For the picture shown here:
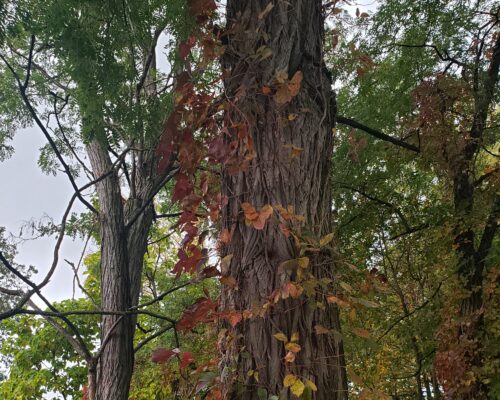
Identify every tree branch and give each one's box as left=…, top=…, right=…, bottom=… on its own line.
left=337, top=184, right=412, bottom=231
left=378, top=282, right=442, bottom=342
left=336, top=116, right=420, bottom=153
left=0, top=49, right=98, bottom=214
left=134, top=323, right=175, bottom=353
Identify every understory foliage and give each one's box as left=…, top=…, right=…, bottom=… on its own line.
left=0, top=0, right=498, bottom=400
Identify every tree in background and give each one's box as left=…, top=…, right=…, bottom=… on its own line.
left=330, top=1, right=499, bottom=398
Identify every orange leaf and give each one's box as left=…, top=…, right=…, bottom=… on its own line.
left=274, top=84, right=292, bottom=104
left=288, top=71, right=303, bottom=97
left=352, top=328, right=370, bottom=338
left=227, top=312, right=242, bottom=327
left=262, top=85, right=272, bottom=95
left=220, top=275, right=238, bottom=288
left=241, top=202, right=259, bottom=221
left=219, top=228, right=232, bottom=244
left=284, top=350, right=296, bottom=363
left=327, top=295, right=351, bottom=308
left=288, top=282, right=304, bottom=298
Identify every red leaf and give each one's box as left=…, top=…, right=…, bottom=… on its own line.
left=156, top=112, right=180, bottom=174
left=151, top=348, right=178, bottom=364
left=172, top=173, right=194, bottom=203
left=177, top=298, right=217, bottom=331
left=199, top=266, right=220, bottom=279
left=180, top=352, right=195, bottom=369
left=188, top=0, right=216, bottom=18
left=179, top=36, right=196, bottom=60
left=208, top=137, right=226, bottom=162
left=82, top=385, right=88, bottom=400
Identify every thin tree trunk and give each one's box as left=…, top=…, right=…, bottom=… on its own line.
left=220, top=1, right=347, bottom=399
left=432, top=368, right=442, bottom=399
left=86, top=140, right=154, bottom=400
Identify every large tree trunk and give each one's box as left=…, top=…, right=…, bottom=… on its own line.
left=219, top=1, right=347, bottom=399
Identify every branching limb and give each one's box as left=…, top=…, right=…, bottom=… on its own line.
left=395, top=43, right=466, bottom=68
left=377, top=282, right=443, bottom=342
left=336, top=115, right=420, bottom=153
left=134, top=323, right=175, bottom=353
left=337, top=184, right=412, bottom=231
left=0, top=46, right=98, bottom=214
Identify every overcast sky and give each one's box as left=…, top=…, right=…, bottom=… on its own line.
left=0, top=128, right=88, bottom=303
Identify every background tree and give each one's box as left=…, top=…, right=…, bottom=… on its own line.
left=329, top=1, right=499, bottom=398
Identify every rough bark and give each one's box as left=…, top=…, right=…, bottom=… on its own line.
left=85, top=139, right=156, bottom=400
left=219, top=1, right=347, bottom=399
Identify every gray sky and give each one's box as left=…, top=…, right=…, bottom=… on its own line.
left=0, top=127, right=88, bottom=303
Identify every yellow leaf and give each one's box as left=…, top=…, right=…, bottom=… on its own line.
left=275, top=69, right=288, bottom=84
left=339, top=281, right=354, bottom=293
left=283, top=374, right=297, bottom=387
left=319, top=233, right=334, bottom=247
left=305, top=379, right=317, bottom=391
left=274, top=332, right=288, bottom=342
left=285, top=342, right=301, bottom=353
left=279, top=259, right=297, bottom=272
left=254, top=372, right=260, bottom=382
left=291, top=379, right=305, bottom=397
left=297, top=257, right=309, bottom=269
left=290, top=332, right=299, bottom=342
left=221, top=254, right=233, bottom=269
left=288, top=113, right=298, bottom=121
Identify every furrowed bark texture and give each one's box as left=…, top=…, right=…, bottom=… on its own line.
left=220, top=1, right=347, bottom=399
left=86, top=140, right=154, bottom=400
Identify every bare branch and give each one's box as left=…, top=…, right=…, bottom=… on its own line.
left=337, top=184, right=412, bottom=231
left=377, top=282, right=442, bottom=342
left=336, top=116, right=420, bottom=153
left=136, top=27, right=163, bottom=97
left=395, top=43, right=466, bottom=68
left=22, top=35, right=35, bottom=90
left=134, top=323, right=175, bottom=353
left=131, top=280, right=192, bottom=311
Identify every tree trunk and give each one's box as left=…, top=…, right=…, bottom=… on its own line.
left=219, top=1, right=347, bottom=399
left=86, top=140, right=154, bottom=400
